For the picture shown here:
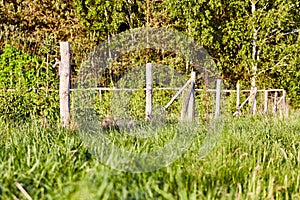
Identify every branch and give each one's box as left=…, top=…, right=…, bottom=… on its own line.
left=257, top=54, right=291, bottom=76
left=257, top=67, right=273, bottom=75
left=256, top=2, right=269, bottom=22
left=274, top=54, right=291, bottom=67
left=263, top=29, right=280, bottom=41
left=264, top=29, right=299, bottom=41
left=282, top=29, right=300, bottom=36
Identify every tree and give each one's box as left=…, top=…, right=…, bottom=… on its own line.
left=245, top=0, right=300, bottom=108
left=73, top=0, right=147, bottom=42
left=161, top=0, right=300, bottom=107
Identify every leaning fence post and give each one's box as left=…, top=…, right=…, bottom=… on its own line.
left=59, top=42, right=71, bottom=127
left=215, top=79, right=222, bottom=118
left=145, top=63, right=152, bottom=121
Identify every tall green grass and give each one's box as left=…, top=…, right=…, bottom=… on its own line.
left=0, top=114, right=300, bottom=199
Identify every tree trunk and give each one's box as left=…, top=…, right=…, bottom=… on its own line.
left=250, top=0, right=259, bottom=113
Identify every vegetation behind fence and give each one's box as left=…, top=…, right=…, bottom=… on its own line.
left=0, top=0, right=299, bottom=122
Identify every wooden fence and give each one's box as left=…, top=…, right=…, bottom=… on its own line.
left=58, top=42, right=288, bottom=127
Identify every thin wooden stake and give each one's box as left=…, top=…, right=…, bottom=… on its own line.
left=145, top=63, right=152, bottom=120
left=236, top=83, right=240, bottom=116
left=181, top=72, right=195, bottom=121
left=273, top=91, right=278, bottom=114
left=181, top=83, right=192, bottom=121
left=215, top=79, right=222, bottom=119
left=187, top=72, right=196, bottom=121
left=264, top=90, right=268, bottom=114
left=250, top=87, right=257, bottom=115
left=204, top=71, right=210, bottom=124
left=59, top=42, right=71, bottom=127
left=283, top=90, right=288, bottom=117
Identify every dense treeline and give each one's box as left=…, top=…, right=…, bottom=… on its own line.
left=0, top=0, right=300, bottom=121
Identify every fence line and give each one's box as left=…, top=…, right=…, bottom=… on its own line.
left=1, top=88, right=284, bottom=93
left=57, top=42, right=288, bottom=127
left=69, top=88, right=285, bottom=93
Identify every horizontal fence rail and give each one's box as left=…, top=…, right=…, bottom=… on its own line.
left=69, top=88, right=285, bottom=93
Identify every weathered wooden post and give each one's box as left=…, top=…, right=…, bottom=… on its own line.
left=187, top=72, right=196, bottom=121
left=250, top=87, right=257, bottom=115
left=59, top=42, right=71, bottom=127
left=181, top=72, right=196, bottom=121
left=273, top=91, right=278, bottom=114
left=204, top=71, right=210, bottom=123
left=283, top=90, right=288, bottom=117
left=215, top=79, right=222, bottom=118
left=180, top=85, right=188, bottom=121
left=264, top=90, right=268, bottom=114
left=236, top=83, right=240, bottom=116
left=145, top=63, right=152, bottom=120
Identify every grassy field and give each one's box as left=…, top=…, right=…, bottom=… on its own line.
left=0, top=114, right=300, bottom=199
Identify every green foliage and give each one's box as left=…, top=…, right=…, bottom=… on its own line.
left=1, top=0, right=300, bottom=121
left=128, top=89, right=146, bottom=120
left=161, top=0, right=300, bottom=107
left=0, top=0, right=93, bottom=69
left=73, top=0, right=146, bottom=41
left=0, top=44, right=59, bottom=122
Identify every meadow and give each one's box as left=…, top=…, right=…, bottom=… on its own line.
left=0, top=113, right=300, bottom=200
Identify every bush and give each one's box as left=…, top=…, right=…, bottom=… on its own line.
left=0, top=44, right=59, bottom=123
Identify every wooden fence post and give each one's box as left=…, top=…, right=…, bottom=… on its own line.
left=204, top=71, right=210, bottom=124
left=236, top=83, right=240, bottom=116
left=215, top=79, right=222, bottom=118
left=181, top=72, right=196, bottom=121
left=59, top=42, right=71, bottom=127
left=250, top=87, right=257, bottom=115
left=264, top=90, right=268, bottom=114
left=187, top=72, right=196, bottom=121
left=273, top=91, right=278, bottom=114
left=145, top=63, right=152, bottom=120
left=283, top=90, right=288, bottom=117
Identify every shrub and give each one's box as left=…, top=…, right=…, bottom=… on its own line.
left=0, top=44, right=59, bottom=123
